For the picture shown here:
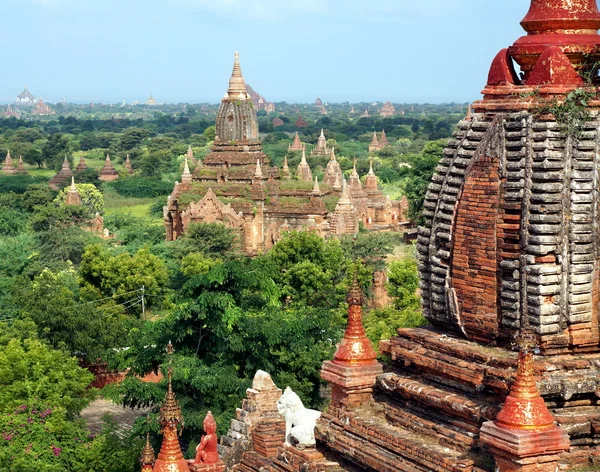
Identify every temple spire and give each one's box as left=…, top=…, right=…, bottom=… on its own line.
left=153, top=342, right=188, bottom=472
left=139, top=433, right=155, bottom=471
left=227, top=51, right=248, bottom=97
left=312, top=176, right=320, bottom=195
left=181, top=158, right=192, bottom=185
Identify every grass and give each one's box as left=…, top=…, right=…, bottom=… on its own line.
left=102, top=185, right=163, bottom=222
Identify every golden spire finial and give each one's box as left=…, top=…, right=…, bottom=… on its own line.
left=159, top=342, right=183, bottom=432
left=140, top=432, right=155, bottom=467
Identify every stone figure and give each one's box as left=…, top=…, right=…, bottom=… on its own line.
left=276, top=387, right=321, bottom=448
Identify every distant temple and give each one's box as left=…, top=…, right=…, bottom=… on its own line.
left=272, top=117, right=284, bottom=127
left=314, top=97, right=323, bottom=107
left=368, top=130, right=390, bottom=152
left=288, top=132, right=303, bottom=152
left=379, top=100, right=396, bottom=117
left=16, top=87, right=35, bottom=105
left=163, top=52, right=406, bottom=255
left=98, top=154, right=119, bottom=181
left=49, top=157, right=73, bottom=190
left=31, top=98, right=55, bottom=116
left=146, top=94, right=157, bottom=106
left=2, top=151, right=17, bottom=175
left=2, top=105, right=21, bottom=118
left=310, top=129, right=329, bottom=156
left=360, top=108, right=370, bottom=118
left=295, top=115, right=308, bottom=128
left=246, top=84, right=275, bottom=113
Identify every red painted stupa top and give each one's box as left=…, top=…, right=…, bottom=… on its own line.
left=332, top=279, right=379, bottom=366
left=494, top=328, right=556, bottom=431
left=476, top=0, right=600, bottom=111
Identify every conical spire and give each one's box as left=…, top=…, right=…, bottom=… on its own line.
left=465, top=104, right=472, bottom=121
left=312, top=176, right=320, bottom=195
left=16, top=155, right=26, bottom=174
left=153, top=342, right=188, bottom=472
left=124, top=154, right=134, bottom=174
left=181, top=158, right=192, bottom=185
left=370, top=131, right=379, bottom=146
left=333, top=170, right=342, bottom=191
left=139, top=433, right=155, bottom=470
left=331, top=277, right=378, bottom=365
left=368, top=157, right=375, bottom=176
left=300, top=146, right=308, bottom=166
left=76, top=156, right=87, bottom=172
left=2, top=150, right=16, bottom=174
left=379, top=129, right=389, bottom=146
left=62, top=155, right=70, bottom=170
left=330, top=147, right=336, bottom=161
left=227, top=51, right=248, bottom=97
left=70, top=176, right=76, bottom=191
left=494, top=328, right=556, bottom=431
left=338, top=178, right=352, bottom=205
left=320, top=128, right=325, bottom=138
left=187, top=145, right=194, bottom=159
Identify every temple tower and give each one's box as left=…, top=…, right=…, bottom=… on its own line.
left=49, top=156, right=73, bottom=190
left=418, top=0, right=600, bottom=353
left=204, top=52, right=267, bottom=168
left=65, top=177, right=82, bottom=206
left=323, top=148, right=343, bottom=187
left=152, top=343, right=190, bottom=472
left=75, top=156, right=88, bottom=172
left=98, top=154, right=119, bottom=181
left=15, top=155, right=26, bottom=174
left=296, top=146, right=312, bottom=182
left=310, top=129, right=329, bottom=156
left=2, top=151, right=16, bottom=175
left=288, top=132, right=303, bottom=152
left=124, top=154, right=134, bottom=174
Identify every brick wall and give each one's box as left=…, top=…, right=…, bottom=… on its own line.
left=451, top=155, right=500, bottom=341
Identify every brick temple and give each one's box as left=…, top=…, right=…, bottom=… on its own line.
left=174, top=2, right=600, bottom=471
left=163, top=52, right=407, bottom=255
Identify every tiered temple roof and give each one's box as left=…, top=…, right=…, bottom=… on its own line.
left=49, top=157, right=73, bottom=190
left=288, top=132, right=303, bottom=152
left=164, top=52, right=408, bottom=256
left=98, top=154, right=119, bottom=181
left=31, top=98, right=55, bottom=115
left=75, top=156, right=88, bottom=172
left=15, top=155, right=26, bottom=174
left=124, top=154, right=134, bottom=174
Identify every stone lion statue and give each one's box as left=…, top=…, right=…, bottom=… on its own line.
left=276, top=387, right=321, bottom=448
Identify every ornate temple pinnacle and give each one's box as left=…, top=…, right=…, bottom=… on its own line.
left=140, top=432, right=155, bottom=466
left=159, top=343, right=184, bottom=432
left=228, top=51, right=248, bottom=97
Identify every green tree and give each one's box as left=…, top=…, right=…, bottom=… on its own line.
left=180, top=222, right=238, bottom=257
left=42, top=133, right=71, bottom=170
left=54, top=183, right=104, bottom=216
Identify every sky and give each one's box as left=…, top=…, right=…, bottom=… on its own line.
left=0, top=0, right=531, bottom=104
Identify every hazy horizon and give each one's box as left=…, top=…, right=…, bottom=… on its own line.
left=1, top=0, right=530, bottom=104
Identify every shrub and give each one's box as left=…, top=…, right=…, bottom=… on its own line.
left=0, top=175, right=48, bottom=194
left=108, top=178, right=174, bottom=198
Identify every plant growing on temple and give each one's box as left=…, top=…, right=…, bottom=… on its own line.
left=54, top=183, right=104, bottom=215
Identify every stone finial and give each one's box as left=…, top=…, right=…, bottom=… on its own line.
left=227, top=51, right=248, bottom=97
left=187, top=144, right=194, bottom=159
left=61, top=155, right=71, bottom=170
left=181, top=158, right=192, bottom=185
left=16, top=155, right=26, bottom=174
left=277, top=387, right=321, bottom=448
left=311, top=176, right=320, bottom=195
left=379, top=129, right=389, bottom=146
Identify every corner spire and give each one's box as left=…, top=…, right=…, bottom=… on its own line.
left=254, top=158, right=263, bottom=178
left=312, top=176, right=320, bottom=195
left=139, top=433, right=155, bottom=471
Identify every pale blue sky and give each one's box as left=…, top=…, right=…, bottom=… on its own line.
left=1, top=0, right=532, bottom=104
